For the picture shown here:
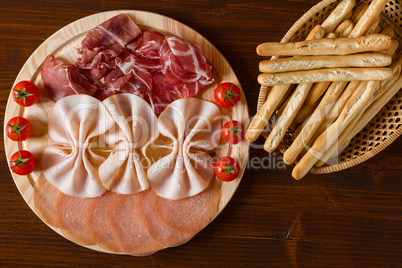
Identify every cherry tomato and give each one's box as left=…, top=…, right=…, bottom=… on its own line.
left=214, top=82, right=240, bottom=108
left=222, top=120, right=245, bottom=144
left=214, top=156, right=240, bottom=182
left=6, top=116, right=32, bottom=142
left=12, top=80, right=40, bottom=107
left=9, top=150, right=37, bottom=176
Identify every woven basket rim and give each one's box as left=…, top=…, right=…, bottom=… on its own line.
left=256, top=0, right=402, bottom=175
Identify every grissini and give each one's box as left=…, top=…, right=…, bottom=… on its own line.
left=321, top=0, right=356, bottom=33
left=315, top=55, right=402, bottom=167
left=264, top=82, right=313, bottom=152
left=380, top=39, right=399, bottom=58
left=256, top=34, right=391, bottom=56
left=380, top=27, right=394, bottom=39
left=348, top=0, right=389, bottom=38
left=350, top=3, right=368, bottom=24
left=259, top=53, right=392, bottom=73
left=334, top=20, right=354, bottom=38
left=366, top=16, right=381, bottom=35
left=326, top=33, right=337, bottom=38
left=294, top=99, right=320, bottom=124
left=302, top=18, right=354, bottom=106
left=305, top=81, right=331, bottom=105
left=258, top=67, right=393, bottom=86
left=246, top=25, right=325, bottom=143
left=292, top=80, right=379, bottom=180
left=283, top=81, right=348, bottom=165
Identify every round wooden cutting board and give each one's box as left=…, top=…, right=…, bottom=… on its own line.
left=3, top=10, right=249, bottom=254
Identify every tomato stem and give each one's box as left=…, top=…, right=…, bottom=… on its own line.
left=13, top=87, right=33, bottom=106
left=7, top=118, right=27, bottom=138
left=220, top=84, right=239, bottom=104
left=10, top=151, right=30, bottom=168
left=226, top=123, right=243, bottom=140
left=221, top=162, right=236, bottom=177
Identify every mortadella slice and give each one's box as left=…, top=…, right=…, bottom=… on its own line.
left=154, top=179, right=221, bottom=234
left=137, top=190, right=193, bottom=248
left=34, top=175, right=61, bottom=228
left=55, top=193, right=96, bottom=246
left=108, top=192, right=162, bottom=255
left=87, top=191, right=122, bottom=253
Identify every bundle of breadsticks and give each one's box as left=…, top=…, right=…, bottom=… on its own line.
left=246, top=0, right=402, bottom=180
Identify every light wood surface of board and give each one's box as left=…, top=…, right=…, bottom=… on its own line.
left=3, top=10, right=249, bottom=254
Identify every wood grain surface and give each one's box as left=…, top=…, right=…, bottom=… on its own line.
left=1, top=0, right=402, bottom=266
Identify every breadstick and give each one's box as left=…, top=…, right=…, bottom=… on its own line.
left=258, top=67, right=393, bottom=86
left=246, top=25, right=325, bottom=142
left=366, top=16, right=381, bottom=35
left=380, top=27, right=394, bottom=39
left=305, top=81, right=331, bottom=105
left=284, top=81, right=348, bottom=165
left=294, top=98, right=320, bottom=124
left=343, top=10, right=353, bottom=21
left=315, top=55, right=402, bottom=166
left=350, top=3, right=369, bottom=24
left=321, top=0, right=356, bottom=33
left=260, top=53, right=392, bottom=74
left=292, top=80, right=379, bottom=179
left=264, top=82, right=313, bottom=152
left=256, top=34, right=391, bottom=56
left=380, top=40, right=399, bottom=58
left=334, top=20, right=354, bottom=38
left=326, top=33, right=337, bottom=38
left=348, top=0, right=389, bottom=38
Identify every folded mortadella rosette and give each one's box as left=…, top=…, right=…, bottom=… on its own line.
left=42, top=95, right=115, bottom=198
left=147, top=98, right=221, bottom=200
left=99, top=93, right=159, bottom=194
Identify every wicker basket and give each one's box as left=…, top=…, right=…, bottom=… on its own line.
left=256, top=0, right=402, bottom=174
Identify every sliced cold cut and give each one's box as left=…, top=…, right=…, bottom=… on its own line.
left=87, top=191, right=122, bottom=252
left=34, top=175, right=61, bottom=228
left=137, top=190, right=193, bottom=248
left=154, top=179, right=221, bottom=234
left=55, top=193, right=96, bottom=246
left=108, top=192, right=162, bottom=255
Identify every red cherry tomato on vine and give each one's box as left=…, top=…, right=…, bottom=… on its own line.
left=214, top=82, right=240, bottom=108
left=214, top=156, right=240, bottom=182
left=12, top=80, right=40, bottom=107
left=6, top=116, right=32, bottom=142
left=9, top=150, right=37, bottom=175
left=222, top=120, right=244, bottom=144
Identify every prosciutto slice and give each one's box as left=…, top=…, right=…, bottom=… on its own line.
left=77, top=13, right=141, bottom=66
left=99, top=94, right=159, bottom=194
left=147, top=98, right=221, bottom=200
left=42, top=14, right=214, bottom=116
left=42, top=95, right=114, bottom=198
left=41, top=55, right=98, bottom=101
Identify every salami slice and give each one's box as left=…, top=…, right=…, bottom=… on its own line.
left=55, top=194, right=96, bottom=246
left=154, top=180, right=221, bottom=234
left=87, top=191, right=122, bottom=252
left=34, top=175, right=61, bottom=228
left=137, top=190, right=193, bottom=248
left=108, top=193, right=162, bottom=255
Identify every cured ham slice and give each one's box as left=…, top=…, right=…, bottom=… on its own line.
left=42, top=95, right=114, bottom=198
left=77, top=13, right=141, bottom=66
left=99, top=94, right=159, bottom=194
left=55, top=193, right=96, bottom=246
left=147, top=98, right=221, bottom=200
left=137, top=190, right=193, bottom=247
left=154, top=179, right=220, bottom=233
left=108, top=192, right=162, bottom=255
left=129, top=30, right=165, bottom=60
left=34, top=175, right=61, bottom=228
left=41, top=55, right=98, bottom=101
left=87, top=191, right=122, bottom=252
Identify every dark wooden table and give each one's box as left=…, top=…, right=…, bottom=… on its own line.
left=1, top=0, right=402, bottom=266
